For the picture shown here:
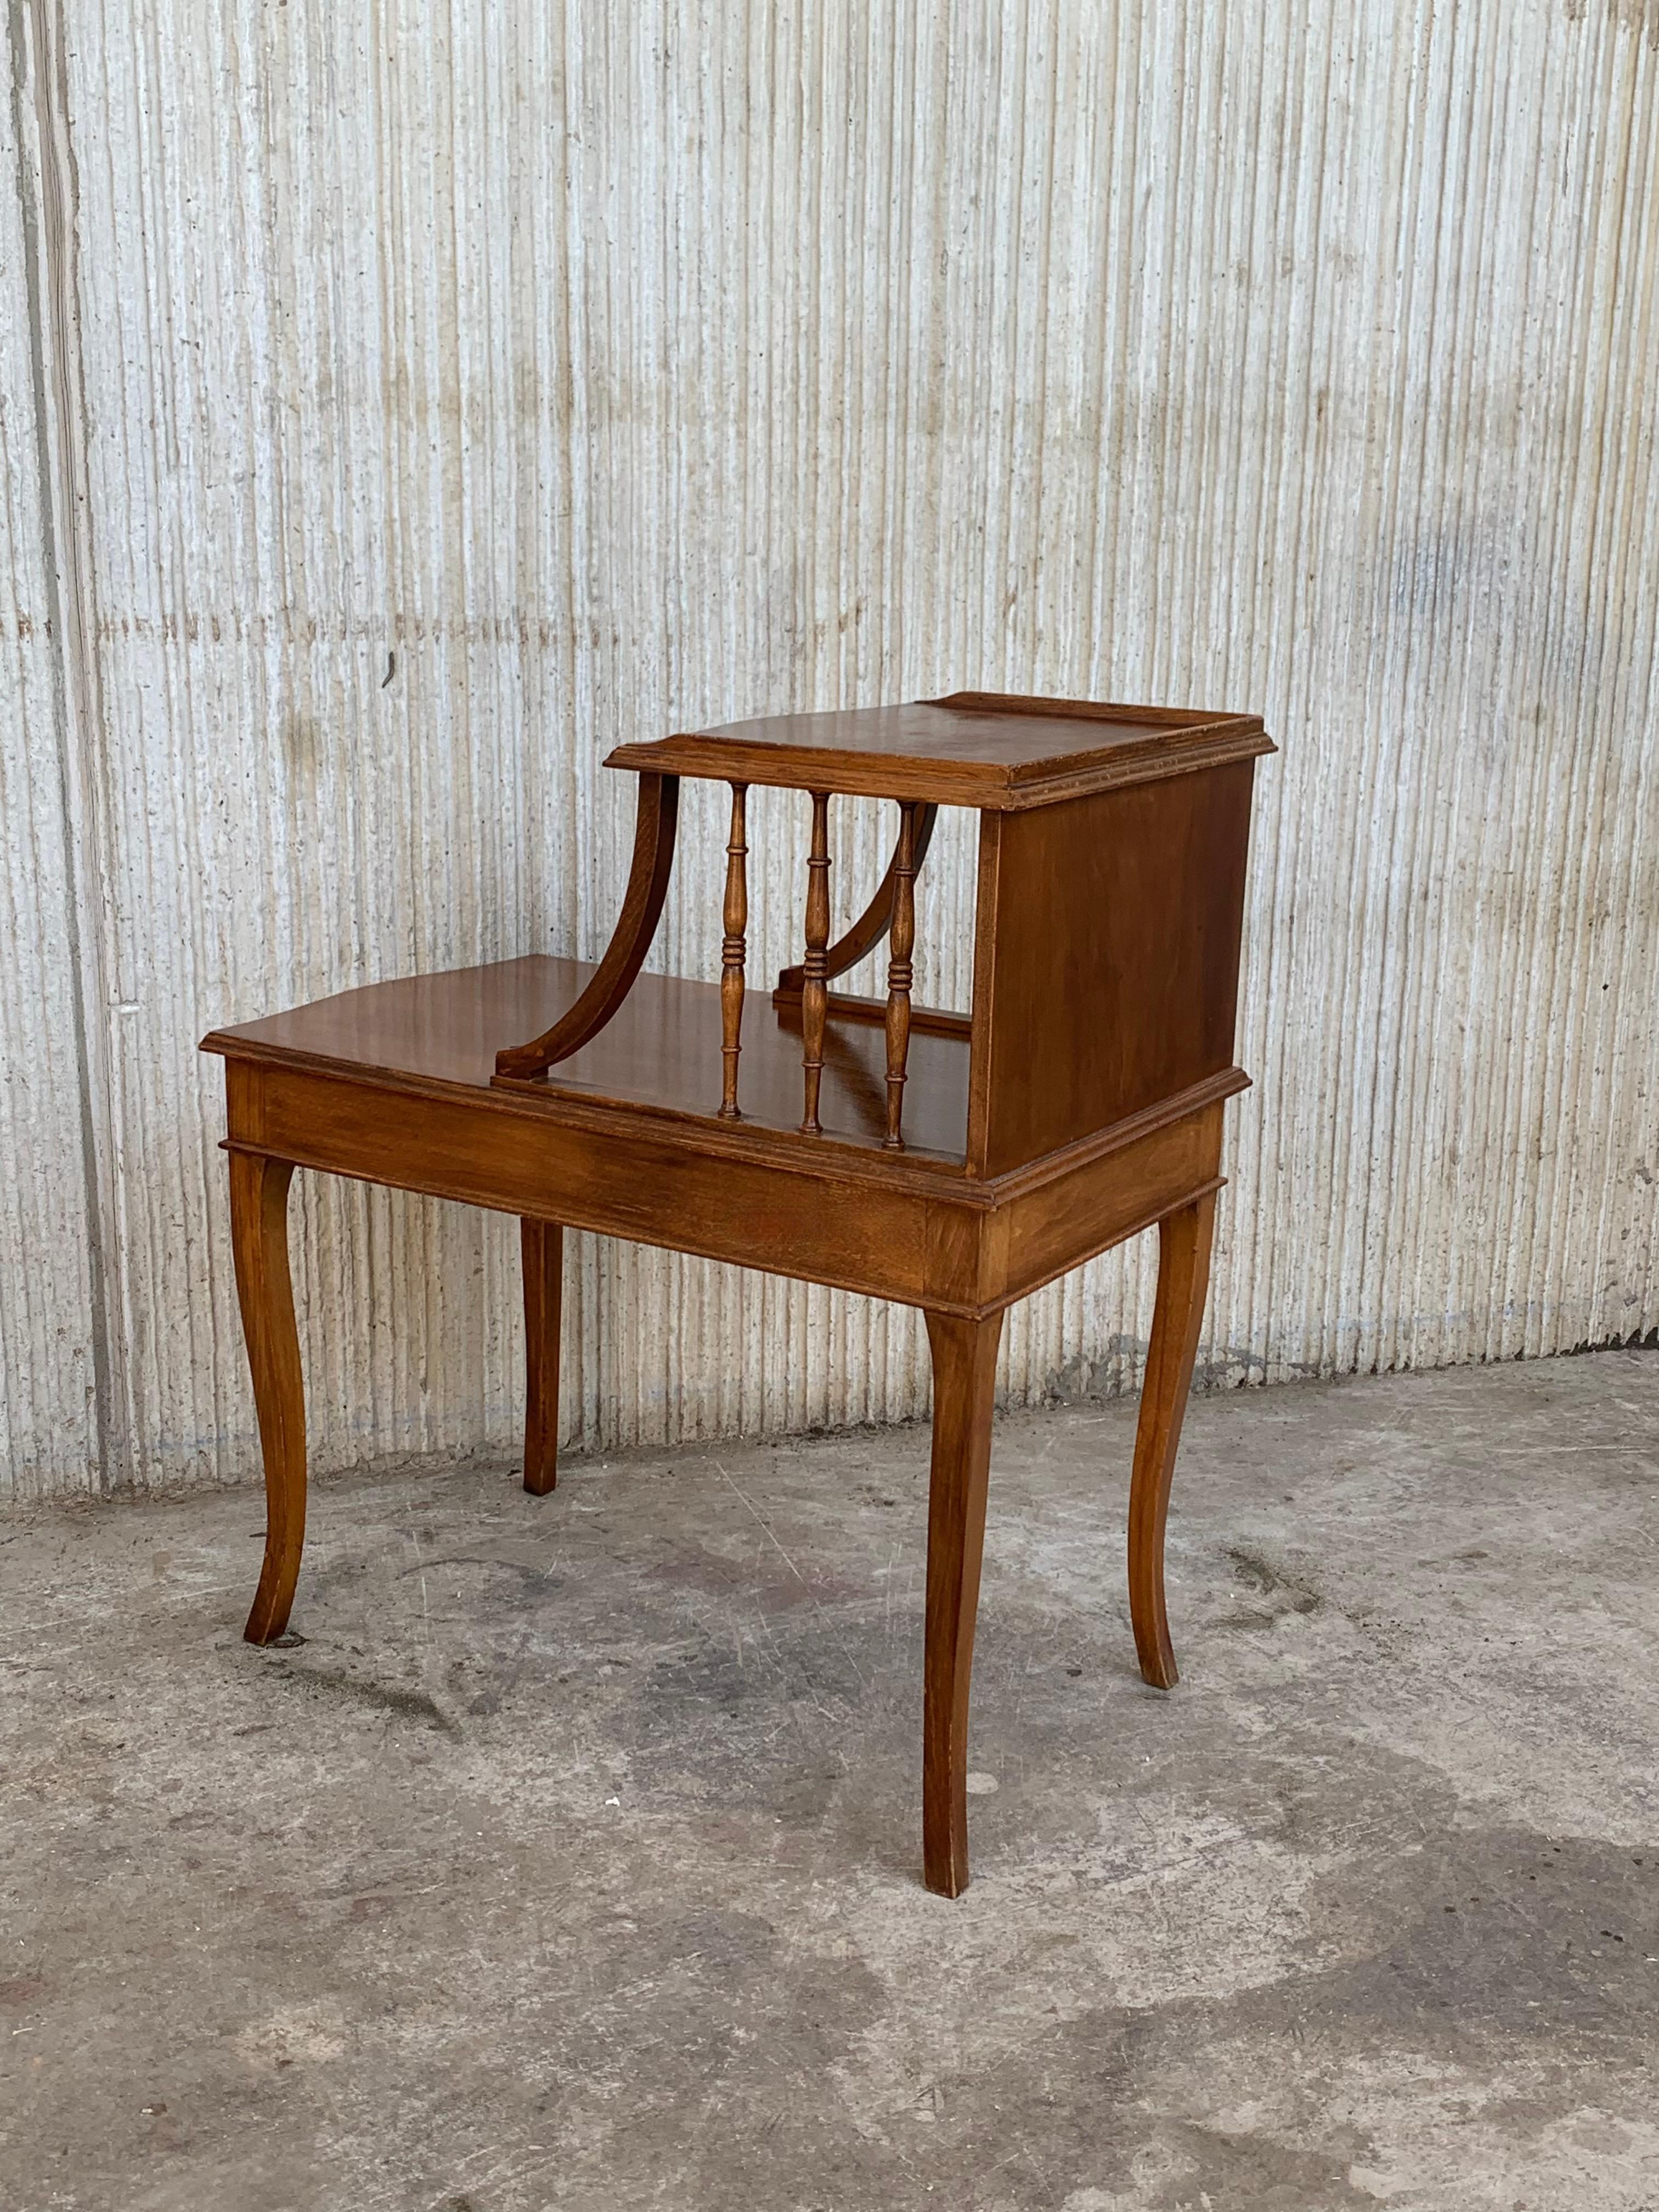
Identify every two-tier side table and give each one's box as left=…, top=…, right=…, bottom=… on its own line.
left=202, top=691, right=1273, bottom=1895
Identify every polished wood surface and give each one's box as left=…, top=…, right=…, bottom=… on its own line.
left=207, top=956, right=975, bottom=1163
left=230, top=1152, right=305, bottom=1644
left=922, top=1308, right=1003, bottom=1897
left=799, top=791, right=832, bottom=1134
left=213, top=1053, right=1228, bottom=1319
left=203, top=688, right=1271, bottom=1896
left=1126, top=1190, right=1218, bottom=1689
left=521, top=1218, right=563, bottom=1497
left=718, top=784, right=749, bottom=1120
left=883, top=801, right=919, bottom=1149
left=967, top=763, right=1256, bottom=1176
left=611, top=692, right=1271, bottom=809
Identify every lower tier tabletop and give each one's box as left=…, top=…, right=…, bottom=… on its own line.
left=202, top=956, right=972, bottom=1164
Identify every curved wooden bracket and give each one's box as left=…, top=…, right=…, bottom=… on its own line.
left=494, top=772, right=680, bottom=1081
left=776, top=801, right=937, bottom=996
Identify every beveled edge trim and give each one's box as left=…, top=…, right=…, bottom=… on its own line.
left=996, top=727, right=1276, bottom=804
left=927, top=690, right=1252, bottom=728
left=970, top=1066, right=1250, bottom=1199
left=203, top=1035, right=975, bottom=1193
left=204, top=1034, right=1249, bottom=1218
left=603, top=725, right=1274, bottom=809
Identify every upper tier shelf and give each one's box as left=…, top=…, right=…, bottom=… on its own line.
left=607, top=689, right=1273, bottom=810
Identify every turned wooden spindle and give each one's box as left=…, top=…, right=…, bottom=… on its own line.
left=775, top=803, right=938, bottom=1001
left=883, top=802, right=919, bottom=1149
left=718, top=782, right=749, bottom=1118
left=799, top=791, right=832, bottom=1133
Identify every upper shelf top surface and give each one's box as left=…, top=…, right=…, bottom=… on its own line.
left=607, top=691, right=1274, bottom=808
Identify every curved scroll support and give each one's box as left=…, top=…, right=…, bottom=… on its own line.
left=495, top=773, right=680, bottom=1081
left=777, top=801, right=937, bottom=996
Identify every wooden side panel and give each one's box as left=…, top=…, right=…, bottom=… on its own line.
left=970, top=761, right=1257, bottom=1177
left=995, top=1105, right=1226, bottom=1308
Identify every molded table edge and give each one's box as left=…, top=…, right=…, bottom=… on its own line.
left=201, top=1030, right=1246, bottom=1212
left=602, top=725, right=1276, bottom=808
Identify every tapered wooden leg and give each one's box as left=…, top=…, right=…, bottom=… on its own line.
left=230, top=1153, right=306, bottom=1646
left=1127, top=1189, right=1218, bottom=1690
left=521, top=1218, right=564, bottom=1496
left=922, top=1307, right=1003, bottom=1898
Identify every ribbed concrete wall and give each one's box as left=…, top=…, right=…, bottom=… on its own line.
left=2, top=0, right=103, bottom=1496
left=2, top=2, right=1655, bottom=1501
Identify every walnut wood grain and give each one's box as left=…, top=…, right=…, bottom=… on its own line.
left=209, top=957, right=973, bottom=1162
left=521, top=1218, right=563, bottom=1496
left=230, top=1152, right=306, bottom=1645
left=966, top=763, right=1256, bottom=1176
left=212, top=1054, right=1228, bottom=1316
left=609, top=697, right=1272, bottom=809
left=1127, top=1189, right=1218, bottom=1689
left=883, top=801, right=919, bottom=1150
left=799, top=791, right=831, bottom=1134
left=922, top=1307, right=1003, bottom=1896
left=719, top=782, right=748, bottom=1119
left=494, top=772, right=680, bottom=1082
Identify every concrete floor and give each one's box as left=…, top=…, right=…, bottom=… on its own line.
left=2, top=1353, right=1656, bottom=2212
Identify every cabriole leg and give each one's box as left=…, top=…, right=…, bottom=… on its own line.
left=230, top=1153, right=307, bottom=1645
left=521, top=1217, right=565, bottom=1496
left=921, top=1307, right=1004, bottom=1897
left=1127, top=1189, right=1218, bottom=1689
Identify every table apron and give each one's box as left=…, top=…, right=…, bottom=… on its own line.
left=223, top=1062, right=1223, bottom=1318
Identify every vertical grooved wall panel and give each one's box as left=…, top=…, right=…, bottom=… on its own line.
left=1, top=0, right=99, bottom=1497
left=1, top=1, right=1655, bottom=1498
